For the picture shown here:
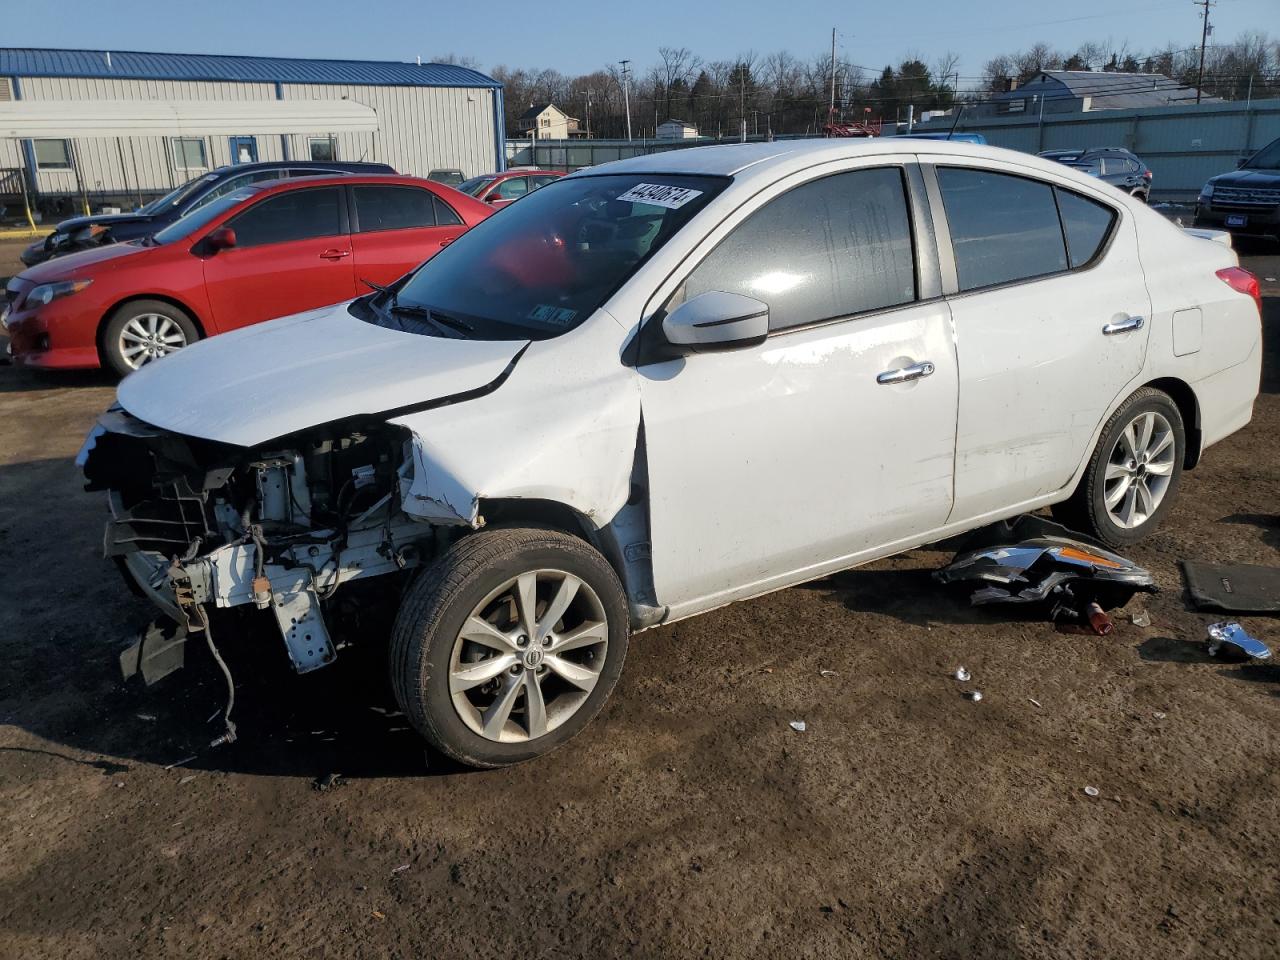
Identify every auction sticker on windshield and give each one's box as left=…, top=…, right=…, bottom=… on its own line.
left=616, top=183, right=703, bottom=209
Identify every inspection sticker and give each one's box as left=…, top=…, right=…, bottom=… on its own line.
left=616, top=183, right=703, bottom=209
left=528, top=304, right=578, bottom=326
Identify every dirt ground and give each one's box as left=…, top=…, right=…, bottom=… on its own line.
left=1, top=240, right=1278, bottom=959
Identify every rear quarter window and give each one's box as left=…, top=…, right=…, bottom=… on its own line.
left=1055, top=188, right=1116, bottom=268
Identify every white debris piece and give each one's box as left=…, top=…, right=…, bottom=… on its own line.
left=788, top=720, right=807, bottom=733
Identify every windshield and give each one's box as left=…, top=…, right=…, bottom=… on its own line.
left=457, top=176, right=496, bottom=197
left=138, top=173, right=218, bottom=215
left=1244, top=138, right=1280, bottom=170
left=358, top=173, right=727, bottom=340
left=150, top=188, right=257, bottom=245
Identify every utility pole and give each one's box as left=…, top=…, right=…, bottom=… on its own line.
left=740, top=63, right=747, bottom=142
left=1194, top=0, right=1214, bottom=104
left=828, top=27, right=837, bottom=124
left=584, top=88, right=592, bottom=138
left=620, top=60, right=633, bottom=141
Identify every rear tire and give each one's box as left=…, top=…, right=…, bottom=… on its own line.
left=101, top=299, right=199, bottom=377
left=390, top=527, right=629, bottom=768
left=1053, top=387, right=1184, bottom=547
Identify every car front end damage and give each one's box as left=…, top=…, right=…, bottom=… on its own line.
left=78, top=405, right=464, bottom=711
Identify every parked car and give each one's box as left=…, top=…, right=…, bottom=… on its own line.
left=457, top=168, right=563, bottom=207
left=427, top=168, right=466, bottom=187
left=79, top=140, right=1261, bottom=767
left=19, top=160, right=398, bottom=267
left=4, top=174, right=490, bottom=375
left=1039, top=147, right=1152, bottom=201
left=898, top=132, right=988, bottom=144
left=1194, top=135, right=1280, bottom=243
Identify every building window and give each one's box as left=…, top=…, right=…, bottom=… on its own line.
left=34, top=139, right=72, bottom=170
left=229, top=136, right=258, bottom=165
left=172, top=137, right=208, bottom=170
left=308, top=137, right=337, bottom=162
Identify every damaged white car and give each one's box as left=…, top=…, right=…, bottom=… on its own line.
left=80, top=140, right=1263, bottom=767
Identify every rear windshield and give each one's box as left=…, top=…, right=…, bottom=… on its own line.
left=359, top=173, right=727, bottom=340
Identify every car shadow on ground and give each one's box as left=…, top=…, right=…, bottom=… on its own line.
left=1217, top=512, right=1280, bottom=552
left=0, top=349, right=115, bottom=393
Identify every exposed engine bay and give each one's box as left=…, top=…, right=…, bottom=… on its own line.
left=79, top=406, right=451, bottom=681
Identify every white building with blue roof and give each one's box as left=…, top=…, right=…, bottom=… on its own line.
left=0, top=47, right=505, bottom=210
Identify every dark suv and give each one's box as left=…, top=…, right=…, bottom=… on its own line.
left=20, top=160, right=397, bottom=266
left=1039, top=147, right=1152, bottom=201
left=1195, top=136, right=1280, bottom=243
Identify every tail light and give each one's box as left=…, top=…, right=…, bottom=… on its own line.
left=1216, top=266, right=1262, bottom=315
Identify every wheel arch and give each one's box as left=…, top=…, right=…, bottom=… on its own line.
left=475, top=496, right=659, bottom=629
left=1143, top=376, right=1202, bottom=468
left=96, top=294, right=207, bottom=365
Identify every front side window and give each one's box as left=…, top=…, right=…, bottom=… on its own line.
left=377, top=173, right=726, bottom=340
left=353, top=185, right=436, bottom=232
left=309, top=137, right=337, bottom=162
left=680, top=167, right=917, bottom=332
left=938, top=167, right=1068, bottom=292
left=495, top=177, right=529, bottom=201
left=172, top=137, right=208, bottom=171
left=229, top=187, right=342, bottom=248
left=34, top=139, right=72, bottom=170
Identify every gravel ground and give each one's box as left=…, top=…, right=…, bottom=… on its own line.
left=0, top=242, right=1277, bottom=959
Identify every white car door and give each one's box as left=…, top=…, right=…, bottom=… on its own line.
left=635, top=163, right=959, bottom=617
left=928, top=163, right=1152, bottom=523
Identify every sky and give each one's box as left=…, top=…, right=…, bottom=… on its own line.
left=5, top=0, right=1276, bottom=85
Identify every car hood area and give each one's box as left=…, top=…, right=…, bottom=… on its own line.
left=1209, top=167, right=1280, bottom=189
left=116, top=301, right=530, bottom=447
left=54, top=211, right=154, bottom=233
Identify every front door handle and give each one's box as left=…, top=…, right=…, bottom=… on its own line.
left=439, top=237, right=454, bottom=248
left=319, top=248, right=351, bottom=260
left=877, top=360, right=935, bottom=385
left=1102, top=315, right=1144, bottom=335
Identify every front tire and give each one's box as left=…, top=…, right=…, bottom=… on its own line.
left=1053, top=387, right=1185, bottom=547
left=390, top=527, right=629, bottom=768
left=101, top=299, right=199, bottom=377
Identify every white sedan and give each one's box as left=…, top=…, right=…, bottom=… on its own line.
left=81, top=139, right=1263, bottom=766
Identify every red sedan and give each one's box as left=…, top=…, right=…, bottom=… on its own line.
left=2, top=174, right=492, bottom=375
left=458, top=169, right=563, bottom=208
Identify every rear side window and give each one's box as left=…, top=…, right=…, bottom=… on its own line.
left=1055, top=188, right=1115, bottom=268
left=353, top=185, right=436, bottom=232
left=230, top=187, right=342, bottom=247
left=938, top=168, right=1067, bottom=291
left=681, top=167, right=916, bottom=332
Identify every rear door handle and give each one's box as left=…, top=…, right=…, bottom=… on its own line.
left=877, top=360, right=935, bottom=385
left=1102, top=315, right=1144, bottom=335
left=319, top=248, right=351, bottom=260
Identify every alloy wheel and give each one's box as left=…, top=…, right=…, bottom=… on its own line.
left=118, top=312, right=188, bottom=369
left=448, top=569, right=609, bottom=743
left=1104, top=411, right=1176, bottom=529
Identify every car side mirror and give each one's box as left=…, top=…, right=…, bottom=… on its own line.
left=207, top=226, right=237, bottom=252
left=662, top=291, right=769, bottom=352
left=1236, top=157, right=1249, bottom=168
left=485, top=192, right=502, bottom=203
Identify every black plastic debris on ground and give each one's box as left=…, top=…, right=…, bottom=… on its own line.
left=934, top=515, right=1158, bottom=627
left=1182, top=561, right=1280, bottom=614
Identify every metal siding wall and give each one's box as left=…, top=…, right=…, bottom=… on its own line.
left=917, top=98, right=1280, bottom=200
left=280, top=83, right=497, bottom=178
left=18, top=76, right=277, bottom=197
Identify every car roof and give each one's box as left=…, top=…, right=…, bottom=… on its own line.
left=240, top=173, right=438, bottom=195
left=567, top=138, right=1114, bottom=185
left=208, top=159, right=395, bottom=176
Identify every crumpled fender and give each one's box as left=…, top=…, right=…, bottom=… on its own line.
left=393, top=311, right=640, bottom=529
